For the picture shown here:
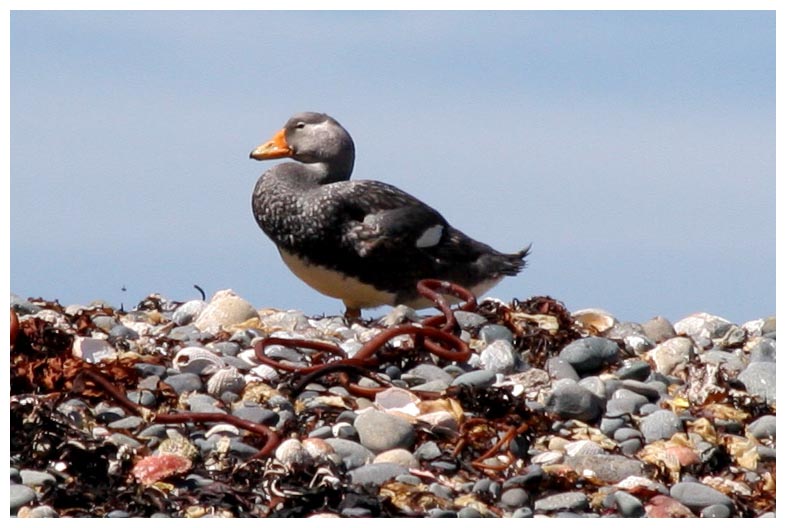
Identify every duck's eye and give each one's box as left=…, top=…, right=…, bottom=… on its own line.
left=295, top=122, right=306, bottom=129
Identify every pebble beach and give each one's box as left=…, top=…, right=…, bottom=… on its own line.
left=9, top=288, right=776, bottom=518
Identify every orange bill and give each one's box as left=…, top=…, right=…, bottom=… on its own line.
left=250, top=128, right=293, bottom=160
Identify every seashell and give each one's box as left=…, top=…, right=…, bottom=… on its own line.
left=301, top=438, right=335, bottom=461
left=193, top=289, right=259, bottom=334
left=572, top=308, right=618, bottom=334
left=156, top=429, right=198, bottom=459
left=72, top=336, right=117, bottom=363
left=564, top=439, right=605, bottom=457
left=205, top=423, right=241, bottom=439
left=206, top=366, right=246, bottom=397
left=275, top=438, right=314, bottom=468
left=173, top=346, right=225, bottom=375
left=246, top=364, right=280, bottom=383
left=374, top=387, right=421, bottom=416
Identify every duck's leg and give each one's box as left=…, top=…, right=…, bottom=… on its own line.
left=344, top=305, right=362, bottom=323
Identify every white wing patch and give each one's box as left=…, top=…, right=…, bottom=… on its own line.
left=415, top=224, right=444, bottom=248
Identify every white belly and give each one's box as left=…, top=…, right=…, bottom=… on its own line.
left=279, top=249, right=396, bottom=309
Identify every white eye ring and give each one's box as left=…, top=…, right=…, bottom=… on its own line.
left=295, top=122, right=306, bottom=129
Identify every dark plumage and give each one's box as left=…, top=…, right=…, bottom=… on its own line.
left=249, top=112, right=530, bottom=318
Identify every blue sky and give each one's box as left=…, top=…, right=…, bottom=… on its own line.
left=9, top=10, right=775, bottom=324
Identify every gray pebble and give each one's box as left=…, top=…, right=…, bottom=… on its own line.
left=107, top=433, right=142, bottom=449
left=109, top=324, right=139, bottom=340
left=395, top=474, right=422, bottom=486
left=355, top=410, right=415, bottom=452
left=749, top=338, right=776, bottom=363
left=10, top=484, right=36, bottom=511
left=600, top=416, right=626, bottom=437
left=605, top=395, right=636, bottom=417
left=341, top=507, right=373, bottom=517
left=172, top=300, right=207, bottom=326
left=738, top=362, right=776, bottom=402
left=414, top=441, right=442, bottom=461
left=108, top=416, right=144, bottom=430
left=428, top=482, right=453, bottom=499
left=641, top=316, right=676, bottom=343
left=450, top=369, right=496, bottom=388
left=564, top=454, right=643, bottom=483
left=616, top=359, right=652, bottom=381
left=670, top=481, right=734, bottom=513
left=20, top=470, right=55, bottom=487
left=164, top=372, right=203, bottom=394
left=578, top=376, right=607, bottom=399
left=167, top=325, right=204, bottom=342
left=479, top=324, right=514, bottom=344
left=639, top=409, right=683, bottom=442
left=544, top=379, right=604, bottom=422
left=480, top=340, right=518, bottom=374
left=613, top=491, right=644, bottom=517
left=105, top=510, right=131, bottom=518
left=210, top=341, right=241, bottom=357
left=607, top=389, right=649, bottom=415
left=454, top=310, right=487, bottom=330
left=324, top=438, right=374, bottom=469
left=10, top=294, right=40, bottom=314
left=512, top=507, right=534, bottom=518
left=546, top=357, right=580, bottom=381
left=91, top=315, right=117, bottom=333
left=10, top=468, right=20, bottom=483
left=647, top=337, right=695, bottom=375
left=613, top=427, right=643, bottom=443
left=403, top=363, right=454, bottom=385
left=126, top=390, right=157, bottom=407
left=559, top=337, right=620, bottom=375
left=427, top=508, right=457, bottom=518
left=747, top=415, right=776, bottom=440
left=429, top=460, right=457, bottom=471
left=701, top=504, right=732, bottom=518
left=618, top=438, right=643, bottom=455
left=620, top=379, right=662, bottom=400
left=500, top=488, right=529, bottom=509
left=26, top=505, right=58, bottom=518
left=534, top=491, right=589, bottom=512
left=231, top=404, right=278, bottom=426
left=229, top=439, right=261, bottom=457
left=134, top=363, right=167, bottom=377
left=94, top=404, right=126, bottom=423
left=137, top=424, right=168, bottom=439
left=458, top=507, right=483, bottom=518
left=347, top=462, right=408, bottom=486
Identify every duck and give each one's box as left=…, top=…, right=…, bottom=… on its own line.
left=249, top=112, right=530, bottom=319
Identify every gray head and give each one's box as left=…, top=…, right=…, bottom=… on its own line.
left=250, top=112, right=355, bottom=181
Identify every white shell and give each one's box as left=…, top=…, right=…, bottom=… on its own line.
left=174, top=346, right=225, bottom=375
left=206, top=366, right=246, bottom=397
left=275, top=438, right=314, bottom=468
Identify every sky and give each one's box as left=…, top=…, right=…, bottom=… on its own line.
left=8, top=8, right=776, bottom=325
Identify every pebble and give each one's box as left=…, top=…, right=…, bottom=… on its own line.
left=534, top=491, right=589, bottom=513
left=354, top=410, right=415, bottom=453
left=544, top=379, right=604, bottom=422
left=749, top=337, right=776, bottom=363
left=616, top=359, right=651, bottom=381
left=10, top=484, right=36, bottom=511
left=347, top=463, right=409, bottom=486
left=641, top=316, right=676, bottom=343
left=747, top=415, right=776, bottom=440
left=613, top=490, right=645, bottom=517
left=20, top=470, right=55, bottom=487
left=373, top=448, right=418, bottom=468
left=172, top=300, right=207, bottom=326
left=479, top=324, right=514, bottom=344
left=670, top=481, right=734, bottom=513
left=639, top=410, right=683, bottom=442
left=479, top=340, right=518, bottom=374
left=647, top=337, right=696, bottom=375
left=164, top=373, right=203, bottom=394
left=564, top=455, right=643, bottom=483
left=558, top=337, right=620, bottom=375
left=500, top=488, right=529, bottom=509
left=22, top=505, right=59, bottom=518
left=108, top=416, right=144, bottom=430
left=72, top=336, right=117, bottom=363
left=324, top=439, right=374, bottom=469
left=453, top=310, right=487, bottom=330
left=450, top=369, right=495, bottom=388
left=738, top=362, right=776, bottom=402
left=545, top=357, right=580, bottom=381
left=701, top=504, right=732, bottom=518
left=674, top=313, right=735, bottom=349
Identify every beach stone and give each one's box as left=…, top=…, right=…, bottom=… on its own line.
left=701, top=504, right=731, bottom=518
left=606, top=389, right=649, bottom=416
left=109, top=324, right=139, bottom=341
left=500, top=488, right=529, bottom=509
left=559, top=337, right=620, bottom=375
left=564, top=455, right=643, bottom=483
left=578, top=376, right=607, bottom=399
left=172, top=300, right=207, bottom=326
left=164, top=373, right=203, bottom=394
left=374, top=448, right=418, bottom=468
left=480, top=340, right=518, bottom=374
left=347, top=462, right=408, bottom=486
left=600, top=416, right=625, bottom=437
left=450, top=369, right=495, bottom=388
left=108, top=416, right=144, bottom=430
left=670, top=482, right=734, bottom=513
left=647, top=337, right=695, bottom=375
left=738, top=362, right=776, bottom=402
left=747, top=415, right=775, bottom=440
left=534, top=491, right=589, bottom=512
left=453, top=310, right=487, bottom=330
left=231, top=404, right=278, bottom=426
left=479, top=324, right=515, bottom=345
left=748, top=338, right=776, bottom=363
left=10, top=484, right=36, bottom=512
left=616, top=359, right=651, bottom=381
left=355, top=410, right=415, bottom=453
left=404, top=363, right=454, bottom=385
left=641, top=316, right=676, bottom=343
left=324, top=439, right=374, bottom=469
left=20, top=470, right=55, bottom=487
left=674, top=313, right=735, bottom=349
left=22, top=505, right=58, bottom=518
left=639, top=410, right=683, bottom=442
left=458, top=507, right=483, bottom=518
left=546, top=357, right=580, bottom=381
left=614, top=490, right=645, bottom=517
left=194, top=290, right=258, bottom=334
left=620, top=379, right=662, bottom=400
left=414, top=441, right=442, bottom=461
left=645, top=494, right=695, bottom=517
left=544, top=379, right=604, bottom=422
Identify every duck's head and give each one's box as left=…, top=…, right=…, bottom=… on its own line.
left=250, top=112, right=355, bottom=175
